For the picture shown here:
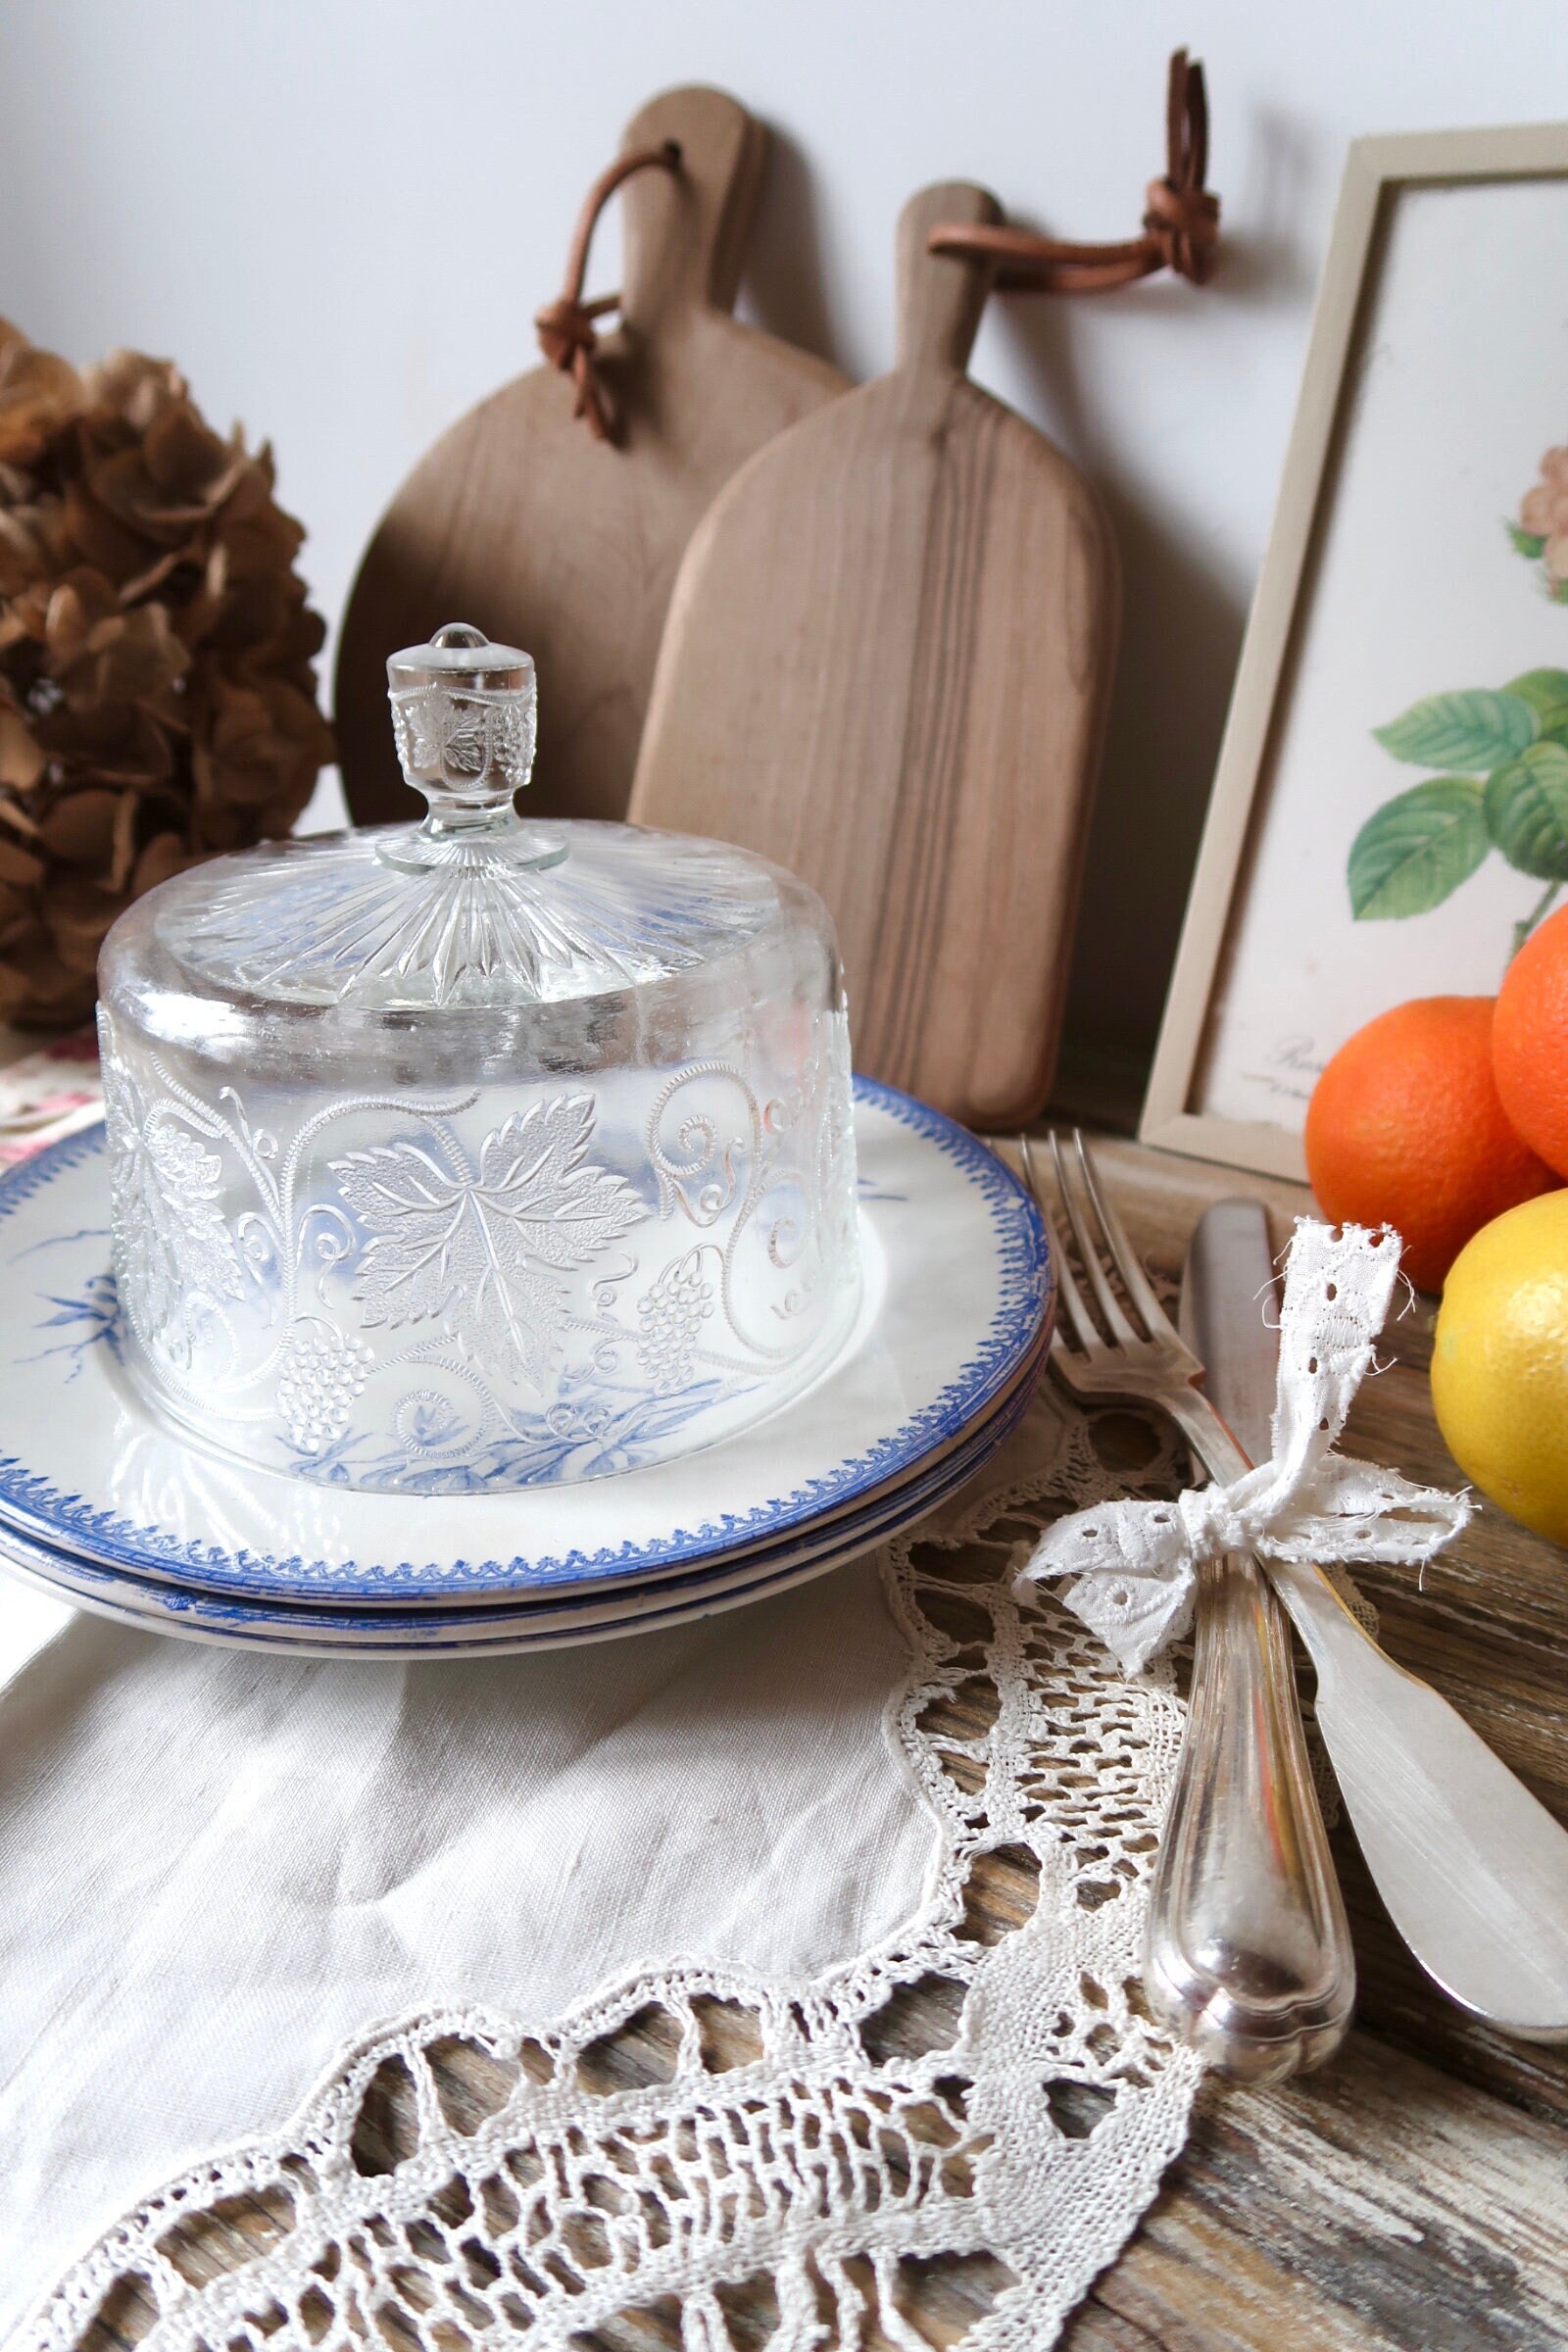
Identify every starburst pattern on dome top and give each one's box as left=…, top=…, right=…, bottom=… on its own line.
left=154, top=825, right=778, bottom=1009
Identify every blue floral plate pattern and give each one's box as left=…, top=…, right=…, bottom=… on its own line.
left=0, top=1366, right=1035, bottom=1656
left=0, top=1080, right=1051, bottom=1608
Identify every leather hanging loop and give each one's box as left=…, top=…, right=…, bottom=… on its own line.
left=1145, top=44, right=1216, bottom=282
left=925, top=51, right=1219, bottom=296
left=535, top=139, right=683, bottom=439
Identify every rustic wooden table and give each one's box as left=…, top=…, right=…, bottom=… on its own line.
left=83, top=1135, right=1568, bottom=2352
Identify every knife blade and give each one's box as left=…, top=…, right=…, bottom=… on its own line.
left=1187, top=1198, right=1568, bottom=2040
left=1178, top=1199, right=1276, bottom=1466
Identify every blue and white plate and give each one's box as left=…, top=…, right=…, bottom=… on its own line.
left=0, top=1081, right=1051, bottom=1608
left=0, top=1366, right=1035, bottom=1656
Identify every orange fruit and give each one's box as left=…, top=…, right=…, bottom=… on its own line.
left=1304, top=996, right=1556, bottom=1293
left=1494, top=902, right=1568, bottom=1177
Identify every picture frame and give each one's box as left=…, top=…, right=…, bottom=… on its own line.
left=1142, top=122, right=1568, bottom=1181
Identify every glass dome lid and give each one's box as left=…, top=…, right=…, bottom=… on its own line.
left=152, top=622, right=777, bottom=1011
left=97, top=624, right=860, bottom=1496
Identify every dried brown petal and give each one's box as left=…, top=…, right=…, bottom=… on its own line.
left=44, top=567, right=119, bottom=664
left=0, top=834, right=46, bottom=887
left=81, top=349, right=186, bottom=437
left=0, top=795, right=41, bottom=842
left=44, top=870, right=125, bottom=973
left=39, top=788, right=121, bottom=866
left=131, top=831, right=193, bottom=896
left=215, top=460, right=305, bottom=577
left=0, top=325, right=85, bottom=465
left=44, top=579, right=191, bottom=710
left=0, top=704, right=46, bottom=790
left=62, top=477, right=168, bottom=587
left=36, top=701, right=176, bottom=789
left=0, top=499, right=69, bottom=598
left=88, top=406, right=249, bottom=546
left=193, top=674, right=333, bottom=817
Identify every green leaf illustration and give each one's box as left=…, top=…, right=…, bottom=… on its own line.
left=1348, top=776, right=1490, bottom=919
left=1485, top=741, right=1568, bottom=881
left=1373, top=688, right=1538, bottom=770
left=1508, top=521, right=1547, bottom=559
left=1505, top=669, right=1568, bottom=740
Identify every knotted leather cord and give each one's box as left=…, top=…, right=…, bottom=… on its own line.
left=534, top=139, right=682, bottom=440
left=926, top=51, right=1218, bottom=293
left=540, top=50, right=1215, bottom=443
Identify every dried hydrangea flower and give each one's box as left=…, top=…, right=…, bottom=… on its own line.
left=0, top=317, right=333, bottom=1026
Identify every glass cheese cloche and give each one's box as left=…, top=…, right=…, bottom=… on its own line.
left=96, top=625, right=860, bottom=1493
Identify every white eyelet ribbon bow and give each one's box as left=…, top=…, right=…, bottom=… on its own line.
left=1013, top=1218, right=1474, bottom=1674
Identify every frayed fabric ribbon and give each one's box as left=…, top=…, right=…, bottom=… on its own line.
left=1012, top=1219, right=1474, bottom=1674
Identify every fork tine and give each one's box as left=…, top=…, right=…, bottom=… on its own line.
left=1020, top=1137, right=1098, bottom=1353
left=1072, top=1130, right=1177, bottom=1343
left=1051, top=1130, right=1141, bottom=1348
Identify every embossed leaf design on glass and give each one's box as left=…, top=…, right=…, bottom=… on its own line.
left=332, top=1095, right=645, bottom=1393
left=101, top=1050, right=243, bottom=1362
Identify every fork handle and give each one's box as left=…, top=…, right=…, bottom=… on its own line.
left=1146, top=1544, right=1355, bottom=2080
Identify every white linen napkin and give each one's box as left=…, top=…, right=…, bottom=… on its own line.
left=0, top=1560, right=937, bottom=2331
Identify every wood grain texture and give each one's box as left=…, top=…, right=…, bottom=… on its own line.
left=332, top=85, right=848, bottom=828
left=76, top=1139, right=1568, bottom=2351
left=628, top=185, right=1120, bottom=1132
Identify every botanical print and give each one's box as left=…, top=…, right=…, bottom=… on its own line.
left=1514, top=446, right=1568, bottom=599
left=1348, top=448, right=1568, bottom=959
left=1196, top=174, right=1568, bottom=1146
left=1353, top=658, right=1568, bottom=957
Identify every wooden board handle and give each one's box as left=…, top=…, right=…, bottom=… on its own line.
left=896, top=182, right=1002, bottom=375
left=618, top=85, right=768, bottom=325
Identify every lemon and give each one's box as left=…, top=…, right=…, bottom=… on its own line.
left=1431, top=1189, right=1568, bottom=1545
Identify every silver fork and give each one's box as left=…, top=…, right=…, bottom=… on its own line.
left=1021, top=1129, right=1354, bottom=2081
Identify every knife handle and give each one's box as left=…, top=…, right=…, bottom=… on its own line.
left=1146, top=1395, right=1356, bottom=2081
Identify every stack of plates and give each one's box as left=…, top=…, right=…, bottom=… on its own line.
left=0, top=1080, right=1052, bottom=1659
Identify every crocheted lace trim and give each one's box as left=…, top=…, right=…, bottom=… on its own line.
left=20, top=1394, right=1203, bottom=2351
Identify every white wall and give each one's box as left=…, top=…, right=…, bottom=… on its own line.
left=2, top=0, right=1563, bottom=1083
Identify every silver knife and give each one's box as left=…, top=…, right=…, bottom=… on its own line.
left=1190, top=1198, right=1568, bottom=2039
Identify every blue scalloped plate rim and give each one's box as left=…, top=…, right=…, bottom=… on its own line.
left=0, top=1076, right=1052, bottom=1602
left=0, top=1368, right=1036, bottom=1652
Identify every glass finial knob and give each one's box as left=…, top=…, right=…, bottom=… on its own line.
left=385, top=623, right=538, bottom=828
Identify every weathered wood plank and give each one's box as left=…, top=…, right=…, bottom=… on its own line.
left=1067, top=2031, right=1568, bottom=2352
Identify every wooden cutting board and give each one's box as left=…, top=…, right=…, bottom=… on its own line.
left=628, top=183, right=1120, bottom=1129
left=334, top=86, right=848, bottom=826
